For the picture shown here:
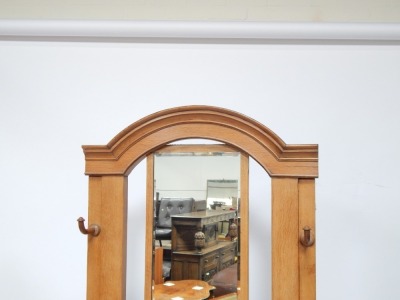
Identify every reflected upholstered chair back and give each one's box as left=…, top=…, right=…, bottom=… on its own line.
left=155, top=197, right=195, bottom=246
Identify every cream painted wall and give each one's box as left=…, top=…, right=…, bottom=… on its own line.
left=0, top=0, right=400, bottom=22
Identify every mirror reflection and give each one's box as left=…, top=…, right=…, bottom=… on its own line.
left=151, top=141, right=243, bottom=299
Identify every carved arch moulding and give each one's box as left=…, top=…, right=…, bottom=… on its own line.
left=82, top=105, right=318, bottom=178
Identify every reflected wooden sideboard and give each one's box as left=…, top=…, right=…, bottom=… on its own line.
left=170, top=210, right=237, bottom=281
left=171, top=240, right=236, bottom=281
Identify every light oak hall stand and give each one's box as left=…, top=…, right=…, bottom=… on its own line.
left=77, top=106, right=318, bottom=300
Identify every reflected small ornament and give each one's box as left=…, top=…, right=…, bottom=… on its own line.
left=228, top=222, right=238, bottom=241
left=194, top=231, right=206, bottom=253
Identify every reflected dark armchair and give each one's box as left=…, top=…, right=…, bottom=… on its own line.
left=155, top=197, right=195, bottom=247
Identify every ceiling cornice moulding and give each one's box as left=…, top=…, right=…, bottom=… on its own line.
left=0, top=20, right=400, bottom=44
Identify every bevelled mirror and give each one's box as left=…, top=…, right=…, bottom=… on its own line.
left=149, top=141, right=247, bottom=299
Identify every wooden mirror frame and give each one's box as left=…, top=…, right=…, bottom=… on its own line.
left=82, top=105, right=318, bottom=300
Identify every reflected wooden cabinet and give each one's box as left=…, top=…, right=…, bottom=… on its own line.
left=170, top=210, right=237, bottom=281
left=171, top=210, right=236, bottom=251
left=171, top=241, right=236, bottom=281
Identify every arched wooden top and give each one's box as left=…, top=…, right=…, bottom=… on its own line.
left=82, top=105, right=318, bottom=178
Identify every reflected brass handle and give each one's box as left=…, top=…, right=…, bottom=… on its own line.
left=77, top=217, right=101, bottom=237
left=300, top=226, right=314, bottom=247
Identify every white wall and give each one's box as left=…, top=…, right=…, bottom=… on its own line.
left=154, top=154, right=240, bottom=201
left=0, top=29, right=400, bottom=300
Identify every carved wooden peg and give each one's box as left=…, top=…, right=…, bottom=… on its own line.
left=300, top=226, right=314, bottom=247
left=77, top=217, right=101, bottom=237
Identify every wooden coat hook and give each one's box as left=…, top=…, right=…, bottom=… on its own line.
left=77, top=217, right=101, bottom=237
left=300, top=226, right=314, bottom=247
